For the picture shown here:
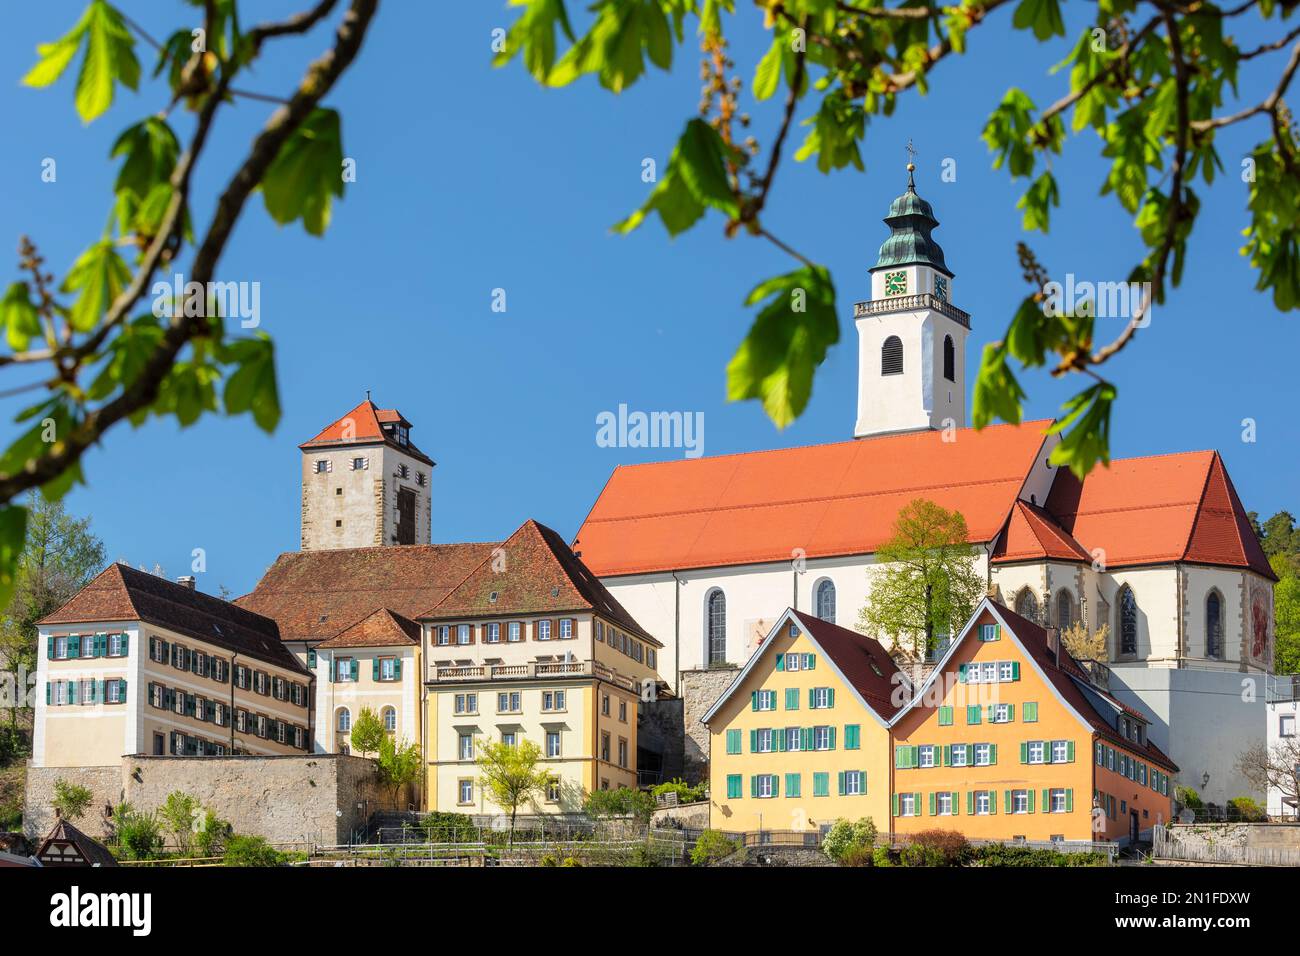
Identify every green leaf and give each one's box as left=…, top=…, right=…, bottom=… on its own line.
left=155, top=360, right=220, bottom=428
left=726, top=265, right=839, bottom=428
left=1, top=282, right=44, bottom=351
left=493, top=0, right=575, bottom=83
left=971, top=342, right=1027, bottom=429
left=753, top=34, right=784, bottom=102
left=795, top=89, right=865, bottom=174
left=1048, top=382, right=1116, bottom=478
left=24, top=1, right=140, bottom=123
left=0, top=506, right=30, bottom=612
left=260, top=108, right=345, bottom=236
left=87, top=313, right=165, bottom=402
left=61, top=240, right=131, bottom=332
left=1012, top=0, right=1066, bottom=41
left=1017, top=171, right=1059, bottom=233
left=221, top=334, right=281, bottom=433
left=111, top=117, right=179, bottom=202
left=613, top=118, right=738, bottom=235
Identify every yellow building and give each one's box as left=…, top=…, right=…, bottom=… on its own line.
left=890, top=598, right=1176, bottom=844
left=423, top=519, right=665, bottom=814
left=34, top=564, right=313, bottom=767
left=702, top=609, right=900, bottom=834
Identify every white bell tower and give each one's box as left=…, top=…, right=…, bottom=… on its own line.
left=854, top=159, right=970, bottom=439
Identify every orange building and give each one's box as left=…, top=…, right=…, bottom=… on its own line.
left=890, top=599, right=1176, bottom=845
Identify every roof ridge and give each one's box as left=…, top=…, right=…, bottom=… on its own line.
left=604, top=419, right=1056, bottom=471
left=1106, top=448, right=1216, bottom=465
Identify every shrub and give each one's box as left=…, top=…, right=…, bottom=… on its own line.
left=1175, top=785, right=1203, bottom=811
left=840, top=845, right=875, bottom=867
left=629, top=841, right=665, bottom=867
left=52, top=778, right=93, bottom=822
left=561, top=856, right=582, bottom=867
left=418, top=811, right=478, bottom=843
left=872, top=846, right=894, bottom=867
left=651, top=778, right=707, bottom=804
left=972, top=843, right=1108, bottom=867
left=223, top=835, right=284, bottom=867
left=111, top=803, right=163, bottom=861
left=907, top=829, right=969, bottom=866
left=0, top=725, right=26, bottom=764
left=822, top=816, right=878, bottom=863
left=194, top=809, right=232, bottom=858
left=1227, top=797, right=1267, bottom=822
left=690, top=829, right=741, bottom=866
left=583, top=786, right=656, bottom=823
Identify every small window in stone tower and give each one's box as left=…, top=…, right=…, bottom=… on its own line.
left=350, top=457, right=367, bottom=471
left=943, top=335, right=955, bottom=382
left=881, top=336, right=904, bottom=375
left=416, top=472, right=427, bottom=487
left=315, top=459, right=331, bottom=474
left=399, top=464, right=410, bottom=480
left=335, top=519, right=342, bottom=528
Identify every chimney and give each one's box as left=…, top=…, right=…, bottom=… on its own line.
left=1045, top=626, right=1062, bottom=667
left=177, top=575, right=196, bottom=590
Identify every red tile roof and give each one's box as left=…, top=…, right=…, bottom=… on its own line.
left=40, top=564, right=305, bottom=674
left=991, top=602, right=1179, bottom=772
left=575, top=421, right=1053, bottom=576
left=315, top=607, right=421, bottom=649
left=235, top=543, right=497, bottom=642
left=1045, top=451, right=1274, bottom=579
left=992, top=500, right=1091, bottom=565
left=789, top=610, right=907, bottom=720
left=300, top=398, right=434, bottom=467
left=426, top=520, right=660, bottom=646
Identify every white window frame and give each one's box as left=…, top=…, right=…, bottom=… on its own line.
left=994, top=703, right=1012, bottom=723
left=844, top=771, right=864, bottom=796
left=1028, top=741, right=1045, bottom=764
left=785, top=654, right=801, bottom=672
left=813, top=726, right=832, bottom=751
left=508, top=622, right=521, bottom=642
left=756, top=690, right=777, bottom=711
left=537, top=620, right=552, bottom=641
left=756, top=775, right=776, bottom=799
left=458, top=779, right=473, bottom=804
left=950, top=745, right=968, bottom=768
left=486, top=623, right=500, bottom=644
left=547, top=731, right=561, bottom=758
left=998, top=661, right=1015, bottom=682
left=756, top=729, right=774, bottom=753
left=936, top=792, right=953, bottom=815
left=974, top=743, right=991, bottom=766
left=380, top=657, right=397, bottom=681
left=1052, top=740, right=1069, bottom=763
left=457, top=624, right=471, bottom=645
left=1013, top=789, right=1029, bottom=814
left=1281, top=714, right=1296, bottom=738
left=900, top=793, right=916, bottom=816
left=458, top=733, right=473, bottom=760
left=559, top=618, right=573, bottom=639
left=785, top=727, right=801, bottom=751
left=975, top=791, right=991, bottom=815
left=811, top=687, right=831, bottom=709
left=436, top=626, right=450, bottom=646
left=918, top=745, right=936, bottom=768
left=1050, top=789, right=1067, bottom=813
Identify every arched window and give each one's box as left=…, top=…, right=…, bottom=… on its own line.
left=1015, top=588, right=1039, bottom=622
left=1117, top=586, right=1138, bottom=657
left=943, top=335, right=955, bottom=382
left=881, top=335, right=903, bottom=375
left=336, top=707, right=351, bottom=733
left=706, top=589, right=727, bottom=666
left=815, top=579, right=836, bottom=623
left=1206, top=590, right=1224, bottom=659
left=382, top=706, right=397, bottom=732
left=1056, top=589, right=1074, bottom=630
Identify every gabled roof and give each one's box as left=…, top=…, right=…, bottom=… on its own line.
left=992, top=499, right=1091, bottom=565
left=35, top=819, right=118, bottom=867
left=235, top=543, right=496, bottom=643
left=299, top=398, right=434, bottom=467
left=575, top=421, right=1053, bottom=577
left=898, top=598, right=1178, bottom=772
left=1045, top=450, right=1274, bottom=579
left=315, top=607, right=421, bottom=650
left=702, top=608, right=906, bottom=727
left=424, top=520, right=659, bottom=646
left=40, top=565, right=306, bottom=675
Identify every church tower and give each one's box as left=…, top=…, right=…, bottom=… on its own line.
left=298, top=396, right=435, bottom=551
left=854, top=162, right=970, bottom=439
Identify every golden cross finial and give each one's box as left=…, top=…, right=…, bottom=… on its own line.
left=905, top=138, right=917, bottom=188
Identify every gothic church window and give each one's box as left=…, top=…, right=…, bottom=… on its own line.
left=1206, top=590, right=1224, bottom=659
left=1117, top=586, right=1138, bottom=657
left=881, top=336, right=903, bottom=376
left=1015, top=588, right=1039, bottom=622
left=1056, top=589, right=1074, bottom=630
left=815, top=579, right=836, bottom=623
left=706, top=589, right=727, bottom=667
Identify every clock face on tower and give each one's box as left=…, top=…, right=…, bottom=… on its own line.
left=884, top=271, right=907, bottom=296
left=934, top=275, right=948, bottom=301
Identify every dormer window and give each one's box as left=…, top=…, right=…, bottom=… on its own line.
left=397, top=425, right=409, bottom=446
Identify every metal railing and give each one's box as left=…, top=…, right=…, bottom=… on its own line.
left=431, top=658, right=638, bottom=691
left=853, top=293, right=971, bottom=329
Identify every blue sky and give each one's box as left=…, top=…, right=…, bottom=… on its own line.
left=1, top=3, right=1295, bottom=596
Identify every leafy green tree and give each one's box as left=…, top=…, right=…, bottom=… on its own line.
left=223, top=834, right=283, bottom=867
left=858, top=498, right=985, bottom=658
left=497, top=0, right=1300, bottom=478
left=350, top=705, right=385, bottom=758
left=109, top=802, right=163, bottom=860
left=822, top=816, right=878, bottom=863
left=1272, top=554, right=1300, bottom=674
left=51, top=777, right=93, bottom=821
left=583, top=786, right=656, bottom=823
left=0, top=0, right=381, bottom=608
left=157, top=790, right=200, bottom=856
left=376, top=735, right=422, bottom=809
left=0, top=492, right=104, bottom=729
left=475, top=738, right=552, bottom=847
left=194, top=808, right=232, bottom=858
left=690, top=828, right=741, bottom=866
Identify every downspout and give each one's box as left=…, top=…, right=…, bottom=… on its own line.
left=229, top=651, right=238, bottom=753
left=307, top=663, right=317, bottom=756
left=671, top=572, right=682, bottom=696
left=792, top=567, right=798, bottom=613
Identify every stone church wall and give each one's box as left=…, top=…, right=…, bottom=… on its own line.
left=680, top=667, right=741, bottom=783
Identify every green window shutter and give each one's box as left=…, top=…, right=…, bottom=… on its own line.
left=951, top=791, right=960, bottom=815
left=1011, top=661, right=1020, bottom=680
left=913, top=792, right=921, bottom=814
left=837, top=771, right=846, bottom=796
left=1066, top=740, right=1075, bottom=762
left=808, top=688, right=814, bottom=708
left=751, top=776, right=758, bottom=798
left=892, top=794, right=899, bottom=817
left=984, top=704, right=994, bottom=723
left=895, top=746, right=906, bottom=769
left=776, top=729, right=786, bottom=752
left=773, top=776, right=780, bottom=798
left=46, top=681, right=51, bottom=705
left=1007, top=704, right=1015, bottom=722
left=785, top=688, right=798, bottom=710
left=966, top=791, right=974, bottom=815
left=958, top=664, right=967, bottom=683
left=68, top=636, right=80, bottom=657
left=827, top=688, right=835, bottom=707
left=350, top=660, right=358, bottom=681
left=775, top=653, right=784, bottom=671
left=68, top=681, right=77, bottom=705
left=1020, top=742, right=1028, bottom=764
left=1004, top=790, right=1012, bottom=814
left=1042, top=788, right=1050, bottom=811
left=928, top=792, right=936, bottom=816
left=750, top=729, right=758, bottom=753
left=845, top=725, right=859, bottom=750
left=1043, top=741, right=1053, bottom=765
left=967, top=705, right=980, bottom=724
left=943, top=744, right=951, bottom=766
left=805, top=654, right=815, bottom=670
left=1065, top=789, right=1074, bottom=812
left=47, top=637, right=54, bottom=660
left=801, top=727, right=812, bottom=750
left=1028, top=789, right=1036, bottom=813
left=989, top=790, right=996, bottom=815
left=751, top=691, right=758, bottom=711
left=828, top=727, right=836, bottom=750
left=989, top=743, right=998, bottom=765
left=996, top=624, right=1002, bottom=640
left=121, top=634, right=128, bottom=655
left=373, top=659, right=380, bottom=681
left=1024, top=701, right=1038, bottom=722
left=394, top=659, right=402, bottom=680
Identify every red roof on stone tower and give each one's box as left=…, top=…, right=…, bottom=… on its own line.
left=300, top=397, right=434, bottom=467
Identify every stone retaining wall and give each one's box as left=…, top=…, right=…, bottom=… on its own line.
left=680, top=667, right=739, bottom=783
